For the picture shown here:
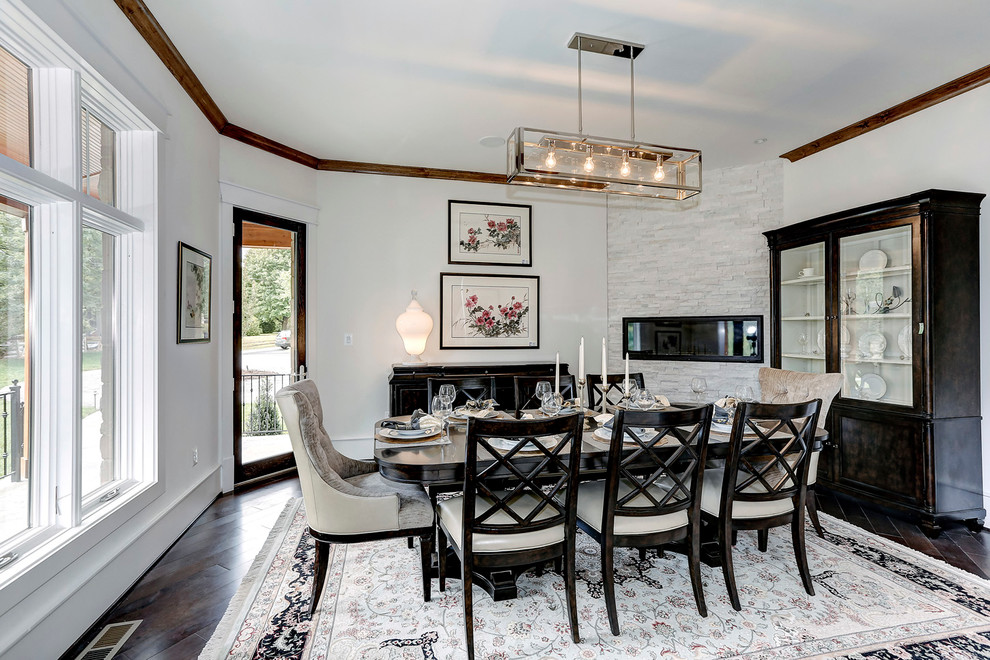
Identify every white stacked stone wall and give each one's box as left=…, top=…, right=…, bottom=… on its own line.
left=606, top=159, right=784, bottom=402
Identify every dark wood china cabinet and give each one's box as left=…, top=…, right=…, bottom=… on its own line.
left=765, top=190, right=985, bottom=536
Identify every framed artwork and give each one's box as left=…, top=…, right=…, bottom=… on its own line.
left=440, top=272, right=539, bottom=349
left=177, top=242, right=212, bottom=343
left=448, top=200, right=532, bottom=266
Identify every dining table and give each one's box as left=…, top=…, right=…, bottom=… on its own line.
left=374, top=405, right=827, bottom=601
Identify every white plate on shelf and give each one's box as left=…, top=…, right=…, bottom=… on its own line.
left=859, top=249, right=888, bottom=271
left=858, top=332, right=887, bottom=359
left=816, top=329, right=826, bottom=354
left=857, top=373, right=887, bottom=400
left=840, top=324, right=851, bottom=355
left=898, top=325, right=912, bottom=358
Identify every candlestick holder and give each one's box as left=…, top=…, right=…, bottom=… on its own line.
left=577, top=378, right=586, bottom=412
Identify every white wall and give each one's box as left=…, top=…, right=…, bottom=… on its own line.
left=782, top=83, right=990, bottom=513
left=312, top=174, right=608, bottom=440
left=2, top=1, right=223, bottom=657
left=607, top=160, right=783, bottom=400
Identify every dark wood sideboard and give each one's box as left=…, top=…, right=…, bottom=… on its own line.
left=389, top=362, right=570, bottom=416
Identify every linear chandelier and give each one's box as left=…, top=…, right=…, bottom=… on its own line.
left=507, top=34, right=702, bottom=200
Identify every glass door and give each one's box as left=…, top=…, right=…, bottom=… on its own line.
left=778, top=241, right=826, bottom=373
left=233, top=208, right=307, bottom=485
left=836, top=223, right=916, bottom=406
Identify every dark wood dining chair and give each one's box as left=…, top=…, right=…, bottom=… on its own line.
left=427, top=376, right=497, bottom=410
left=576, top=404, right=714, bottom=632
left=700, top=399, right=821, bottom=611
left=587, top=372, right=645, bottom=409
left=512, top=374, right=577, bottom=417
left=436, top=414, right=584, bottom=660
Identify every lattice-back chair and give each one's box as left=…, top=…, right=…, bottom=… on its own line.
left=758, top=368, right=842, bottom=538
left=513, top=374, right=577, bottom=418
left=576, top=405, right=714, bottom=633
left=436, top=414, right=584, bottom=659
left=700, top=399, right=821, bottom=611
left=586, top=372, right=645, bottom=410
left=426, top=376, right=497, bottom=411
left=275, top=380, right=435, bottom=613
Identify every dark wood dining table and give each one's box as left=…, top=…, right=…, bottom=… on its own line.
left=374, top=407, right=826, bottom=600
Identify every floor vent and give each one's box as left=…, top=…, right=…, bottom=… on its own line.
left=74, top=620, right=141, bottom=660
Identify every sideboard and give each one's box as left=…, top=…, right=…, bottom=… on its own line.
left=388, top=362, right=570, bottom=416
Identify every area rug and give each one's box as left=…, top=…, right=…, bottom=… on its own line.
left=200, top=499, right=990, bottom=659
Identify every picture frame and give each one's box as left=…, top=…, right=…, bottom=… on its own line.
left=447, top=200, right=532, bottom=266
left=440, top=272, right=539, bottom=349
left=177, top=241, right=212, bottom=343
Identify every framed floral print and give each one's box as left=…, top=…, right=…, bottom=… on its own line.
left=447, top=200, right=532, bottom=266
left=440, top=272, right=539, bottom=349
left=177, top=241, right=212, bottom=343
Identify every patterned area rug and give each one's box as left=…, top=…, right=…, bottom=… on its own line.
left=200, top=499, right=990, bottom=659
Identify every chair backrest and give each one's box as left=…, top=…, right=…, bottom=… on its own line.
left=427, top=376, right=497, bottom=410
left=462, top=414, right=584, bottom=545
left=513, top=375, right=577, bottom=417
left=721, top=400, right=821, bottom=512
left=606, top=405, right=713, bottom=531
left=757, top=368, right=841, bottom=429
left=587, top=372, right=645, bottom=409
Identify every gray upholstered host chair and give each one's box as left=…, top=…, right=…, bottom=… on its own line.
left=275, top=380, right=435, bottom=614
left=758, top=368, right=842, bottom=537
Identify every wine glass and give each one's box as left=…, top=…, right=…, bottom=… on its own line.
left=690, top=377, right=708, bottom=402
left=438, top=384, right=456, bottom=407
left=797, top=332, right=809, bottom=355
left=534, top=381, right=551, bottom=411
left=623, top=379, right=639, bottom=406
left=542, top=392, right=562, bottom=416
left=735, top=385, right=754, bottom=402
left=634, top=388, right=654, bottom=410
left=432, top=395, right=452, bottom=440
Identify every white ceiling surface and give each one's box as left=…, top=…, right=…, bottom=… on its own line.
left=145, top=0, right=990, bottom=172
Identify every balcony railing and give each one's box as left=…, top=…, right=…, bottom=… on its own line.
left=1, top=381, right=23, bottom=480
left=240, top=373, right=296, bottom=437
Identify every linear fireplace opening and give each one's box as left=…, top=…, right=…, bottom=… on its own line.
left=623, top=315, right=763, bottom=363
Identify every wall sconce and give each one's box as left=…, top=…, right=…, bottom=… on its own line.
left=395, top=290, right=433, bottom=364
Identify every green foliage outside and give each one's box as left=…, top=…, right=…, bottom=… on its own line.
left=247, top=379, right=282, bottom=432
left=0, top=209, right=26, bottom=360
left=241, top=248, right=292, bottom=336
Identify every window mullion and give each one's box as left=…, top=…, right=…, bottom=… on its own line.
left=31, top=67, right=78, bottom=188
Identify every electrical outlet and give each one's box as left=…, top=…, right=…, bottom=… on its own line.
left=193, top=448, right=198, bottom=465
left=344, top=334, right=353, bottom=346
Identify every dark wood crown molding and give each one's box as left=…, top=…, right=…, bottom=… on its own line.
left=220, top=124, right=319, bottom=168
left=781, top=63, right=990, bottom=162
left=317, top=159, right=506, bottom=184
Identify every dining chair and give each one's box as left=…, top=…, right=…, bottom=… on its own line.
left=587, top=372, right=645, bottom=409
left=757, top=368, right=842, bottom=537
left=427, top=375, right=497, bottom=410
left=275, top=380, right=435, bottom=614
left=577, top=404, right=714, bottom=632
left=436, top=413, right=584, bottom=659
left=700, top=399, right=821, bottom=611
left=513, top=374, right=577, bottom=417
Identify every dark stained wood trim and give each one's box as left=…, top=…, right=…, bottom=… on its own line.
left=220, top=124, right=319, bottom=168
left=114, top=0, right=227, bottom=132
left=317, top=158, right=506, bottom=183
left=781, top=64, right=990, bottom=162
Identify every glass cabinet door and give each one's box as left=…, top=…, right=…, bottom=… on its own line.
left=837, top=225, right=914, bottom=406
left=779, top=242, right=826, bottom=373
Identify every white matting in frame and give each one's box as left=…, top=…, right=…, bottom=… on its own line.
left=447, top=200, right=532, bottom=266
left=440, top=272, right=539, bottom=349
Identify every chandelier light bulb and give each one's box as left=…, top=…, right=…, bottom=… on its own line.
left=619, top=152, right=631, bottom=177
left=545, top=143, right=557, bottom=168
left=583, top=153, right=595, bottom=173
left=653, top=158, right=665, bottom=181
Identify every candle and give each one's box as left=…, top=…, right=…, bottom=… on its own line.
left=554, top=352, right=560, bottom=394
left=578, top=337, right=584, bottom=381
left=601, top=337, right=607, bottom=412
left=624, top=352, right=630, bottom=395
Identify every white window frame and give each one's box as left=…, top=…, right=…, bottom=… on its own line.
left=0, top=0, right=160, bottom=594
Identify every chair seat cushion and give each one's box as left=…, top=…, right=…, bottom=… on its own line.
left=575, top=480, right=688, bottom=536
left=700, top=469, right=795, bottom=520
left=346, top=472, right=433, bottom=529
left=438, top=492, right=564, bottom=553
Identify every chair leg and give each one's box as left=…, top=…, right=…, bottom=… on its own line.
left=463, top=556, right=475, bottom=660
left=806, top=488, right=825, bottom=538
left=720, top=520, right=741, bottom=611
left=687, top=522, right=708, bottom=617
left=310, top=538, right=331, bottom=616
left=565, top=537, right=580, bottom=643
left=758, top=529, right=769, bottom=552
left=420, top=530, right=433, bottom=602
left=602, top=542, right=620, bottom=636
left=437, top=526, right=448, bottom=593
left=638, top=547, right=647, bottom=561
left=792, top=510, right=815, bottom=597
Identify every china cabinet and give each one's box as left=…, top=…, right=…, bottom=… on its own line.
left=765, top=190, right=985, bottom=536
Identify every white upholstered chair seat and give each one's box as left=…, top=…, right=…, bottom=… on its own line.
left=575, top=480, right=688, bottom=535
left=438, top=492, right=564, bottom=553
left=700, top=469, right=795, bottom=520
left=345, top=472, right=433, bottom=530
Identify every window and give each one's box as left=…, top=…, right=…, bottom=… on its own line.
left=81, top=107, right=115, bottom=206
left=0, top=44, right=30, bottom=166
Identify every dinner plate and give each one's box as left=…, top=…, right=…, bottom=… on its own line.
left=898, top=324, right=912, bottom=358
left=488, top=435, right=559, bottom=452
left=593, top=427, right=656, bottom=444
left=378, top=426, right=440, bottom=441
left=816, top=328, right=826, bottom=354
left=859, top=249, right=888, bottom=271
left=710, top=421, right=760, bottom=437
left=858, top=331, right=886, bottom=359
left=840, top=324, right=851, bottom=355
left=858, top=373, right=887, bottom=400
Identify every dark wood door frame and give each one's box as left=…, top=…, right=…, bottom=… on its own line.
left=233, top=207, right=307, bottom=485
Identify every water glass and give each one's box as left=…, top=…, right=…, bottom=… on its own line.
left=690, top=377, right=708, bottom=402
left=432, top=395, right=452, bottom=439
left=438, top=384, right=456, bottom=407
left=633, top=388, right=654, bottom=410
left=541, top=392, right=562, bottom=416
left=534, top=381, right=552, bottom=409
left=735, top=385, right=755, bottom=402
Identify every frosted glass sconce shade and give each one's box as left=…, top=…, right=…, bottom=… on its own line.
left=395, top=292, right=433, bottom=364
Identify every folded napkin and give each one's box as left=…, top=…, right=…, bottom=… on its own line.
left=464, top=398, right=497, bottom=411
left=595, top=413, right=614, bottom=428
left=655, top=394, right=671, bottom=407
left=380, top=409, right=440, bottom=430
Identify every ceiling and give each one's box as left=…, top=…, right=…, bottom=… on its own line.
left=142, top=0, right=990, bottom=173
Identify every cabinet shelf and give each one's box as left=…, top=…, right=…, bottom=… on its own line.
left=781, top=316, right=826, bottom=321
left=782, top=353, right=825, bottom=360
left=781, top=276, right=825, bottom=286
left=841, top=313, right=911, bottom=320
left=841, top=265, right=911, bottom=280
left=842, top=356, right=912, bottom=366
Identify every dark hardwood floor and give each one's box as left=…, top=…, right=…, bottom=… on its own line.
left=61, top=478, right=990, bottom=660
